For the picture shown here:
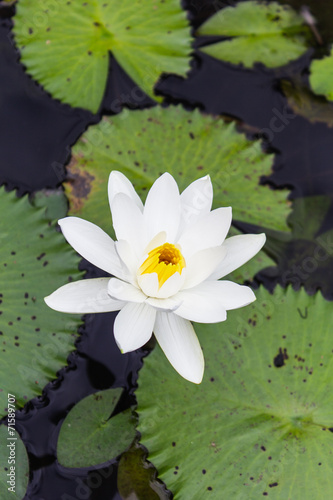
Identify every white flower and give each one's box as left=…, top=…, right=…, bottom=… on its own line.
left=45, top=171, right=265, bottom=384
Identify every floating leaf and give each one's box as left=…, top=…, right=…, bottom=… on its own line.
left=310, top=48, right=333, bottom=102
left=65, top=106, right=291, bottom=232
left=0, top=426, right=29, bottom=499
left=0, top=187, right=83, bottom=415
left=13, top=0, right=192, bottom=113
left=259, top=195, right=333, bottom=296
left=281, top=80, right=333, bottom=126
left=198, top=1, right=309, bottom=68
left=118, top=440, right=170, bottom=500
left=57, top=388, right=136, bottom=468
left=137, top=286, right=333, bottom=499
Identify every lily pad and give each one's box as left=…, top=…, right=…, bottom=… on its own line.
left=137, top=286, right=333, bottom=499
left=0, top=187, right=83, bottom=415
left=197, top=1, right=309, bottom=68
left=65, top=106, right=291, bottom=232
left=281, top=80, right=333, bottom=126
left=57, top=388, right=136, bottom=468
left=0, top=426, right=29, bottom=499
left=118, top=440, right=170, bottom=500
left=310, top=47, right=333, bottom=102
left=13, top=0, right=192, bottom=113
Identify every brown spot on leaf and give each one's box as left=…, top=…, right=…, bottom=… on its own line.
left=66, top=160, right=95, bottom=213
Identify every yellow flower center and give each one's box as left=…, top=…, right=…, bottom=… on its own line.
left=139, top=243, right=186, bottom=289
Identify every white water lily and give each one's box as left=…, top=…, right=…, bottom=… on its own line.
left=45, top=171, right=265, bottom=384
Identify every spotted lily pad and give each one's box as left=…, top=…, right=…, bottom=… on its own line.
left=65, top=106, right=291, bottom=232
left=57, top=388, right=136, bottom=468
left=13, top=0, right=192, bottom=113
left=0, top=426, right=29, bottom=499
left=137, top=286, right=333, bottom=499
left=197, top=1, right=309, bottom=68
left=0, top=187, right=83, bottom=415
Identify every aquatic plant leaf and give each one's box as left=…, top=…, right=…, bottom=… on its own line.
left=13, top=0, right=192, bottom=113
left=260, top=195, right=333, bottom=297
left=65, top=106, right=291, bottom=233
left=57, top=388, right=136, bottom=468
left=137, top=286, right=333, bottom=499
left=0, top=187, right=83, bottom=416
left=0, top=426, right=29, bottom=499
left=281, top=80, right=333, bottom=126
left=310, top=48, right=333, bottom=102
left=198, top=1, right=309, bottom=68
left=118, top=439, right=170, bottom=500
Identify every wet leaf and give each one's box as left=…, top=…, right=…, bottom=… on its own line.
left=65, top=106, right=291, bottom=233
left=13, top=0, right=192, bottom=113
left=0, top=426, right=29, bottom=499
left=137, top=286, right=333, bottom=499
left=281, top=80, right=333, bottom=126
left=118, top=440, right=170, bottom=500
left=310, top=47, right=333, bottom=102
left=57, top=388, right=136, bottom=468
left=198, top=1, right=309, bottom=68
left=0, top=187, right=83, bottom=415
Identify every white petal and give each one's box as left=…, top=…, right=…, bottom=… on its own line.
left=143, top=231, right=167, bottom=254
left=108, top=170, right=143, bottom=211
left=154, top=312, right=204, bottom=384
left=111, top=193, right=145, bottom=256
left=155, top=271, right=185, bottom=299
left=203, top=281, right=256, bottom=310
left=58, top=217, right=125, bottom=277
left=179, top=175, right=213, bottom=232
left=174, top=280, right=255, bottom=322
left=114, top=302, right=156, bottom=353
left=209, top=233, right=266, bottom=280
left=144, top=173, right=181, bottom=243
left=146, top=296, right=181, bottom=311
left=178, top=207, right=232, bottom=257
left=183, top=246, right=227, bottom=289
left=115, top=240, right=138, bottom=283
left=174, top=283, right=227, bottom=323
left=137, top=273, right=159, bottom=297
left=44, top=278, right=124, bottom=314
left=108, top=278, right=146, bottom=303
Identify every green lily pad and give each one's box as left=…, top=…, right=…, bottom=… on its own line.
left=310, top=47, right=333, bottom=102
left=137, top=286, right=333, bottom=499
left=65, top=106, right=291, bottom=232
left=57, top=388, right=136, bottom=468
left=13, top=0, right=192, bottom=113
left=281, top=80, right=333, bottom=126
left=0, top=426, right=29, bottom=499
left=118, top=439, right=170, bottom=500
left=197, top=1, right=309, bottom=68
left=0, top=187, right=83, bottom=415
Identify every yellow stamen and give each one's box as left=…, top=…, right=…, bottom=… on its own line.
left=139, top=243, right=186, bottom=288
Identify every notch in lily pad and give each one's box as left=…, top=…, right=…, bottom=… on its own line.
left=13, top=0, right=192, bottom=113
left=57, top=388, right=136, bottom=468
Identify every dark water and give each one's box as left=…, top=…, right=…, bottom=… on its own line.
left=1, top=0, right=333, bottom=498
